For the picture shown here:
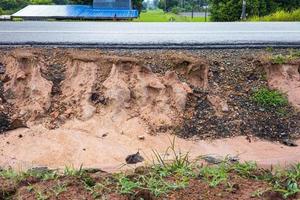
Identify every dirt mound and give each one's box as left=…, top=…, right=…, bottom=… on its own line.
left=1, top=50, right=53, bottom=124
left=265, top=60, right=300, bottom=110
left=103, top=60, right=192, bottom=130
left=0, top=49, right=201, bottom=133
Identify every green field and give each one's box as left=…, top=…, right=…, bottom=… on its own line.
left=133, top=9, right=209, bottom=22
left=249, top=8, right=300, bottom=21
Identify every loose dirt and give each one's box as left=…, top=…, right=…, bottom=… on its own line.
left=0, top=48, right=299, bottom=172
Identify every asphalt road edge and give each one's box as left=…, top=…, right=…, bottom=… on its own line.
left=1, top=42, right=300, bottom=49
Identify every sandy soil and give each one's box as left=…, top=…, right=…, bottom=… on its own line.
left=0, top=123, right=299, bottom=172
left=0, top=48, right=299, bottom=172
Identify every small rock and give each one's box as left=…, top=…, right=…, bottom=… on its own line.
left=125, top=151, right=144, bottom=164
left=9, top=119, right=27, bottom=130
left=201, top=155, right=223, bottom=164
left=138, top=135, right=145, bottom=140
left=18, top=134, right=23, bottom=138
left=282, top=139, right=298, bottom=147
left=221, top=104, right=229, bottom=112
left=0, top=63, right=5, bottom=74
left=102, top=133, right=108, bottom=138
left=83, top=168, right=104, bottom=173
left=90, top=92, right=107, bottom=105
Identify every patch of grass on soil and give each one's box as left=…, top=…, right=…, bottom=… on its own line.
left=133, top=9, right=209, bottom=22
left=1, top=157, right=300, bottom=199
left=270, top=50, right=300, bottom=64
left=251, top=88, right=288, bottom=109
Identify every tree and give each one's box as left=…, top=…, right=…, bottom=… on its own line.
left=209, top=0, right=300, bottom=21
left=69, top=0, right=92, bottom=4
left=53, top=0, right=69, bottom=4
left=30, top=0, right=53, bottom=5
left=240, top=0, right=246, bottom=20
left=132, top=0, right=144, bottom=13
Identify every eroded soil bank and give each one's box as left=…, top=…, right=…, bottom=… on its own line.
left=0, top=48, right=299, bottom=171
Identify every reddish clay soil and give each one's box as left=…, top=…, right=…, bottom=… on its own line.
left=1, top=169, right=299, bottom=200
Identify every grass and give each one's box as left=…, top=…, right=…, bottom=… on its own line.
left=133, top=9, right=209, bottom=22
left=251, top=88, right=288, bottom=109
left=249, top=9, right=300, bottom=21
left=199, top=163, right=229, bottom=187
left=51, top=181, right=67, bottom=196
left=269, top=50, right=300, bottom=64
left=0, top=167, right=58, bottom=183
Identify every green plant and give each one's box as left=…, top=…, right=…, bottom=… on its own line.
left=199, top=163, right=229, bottom=187
left=0, top=168, right=19, bottom=180
left=116, top=174, right=141, bottom=194
left=152, top=137, right=194, bottom=177
left=271, top=54, right=288, bottom=64
left=266, top=47, right=274, bottom=52
left=251, top=88, right=288, bottom=108
left=35, top=189, right=49, bottom=200
left=264, top=164, right=300, bottom=198
left=251, top=189, right=269, bottom=198
left=249, top=9, right=300, bottom=22
left=87, top=181, right=112, bottom=199
left=51, top=181, right=67, bottom=196
left=140, top=173, right=184, bottom=196
left=63, top=165, right=85, bottom=177
left=25, top=169, right=58, bottom=181
left=231, top=162, right=257, bottom=178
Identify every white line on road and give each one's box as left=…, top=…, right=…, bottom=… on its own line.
left=0, top=31, right=300, bottom=34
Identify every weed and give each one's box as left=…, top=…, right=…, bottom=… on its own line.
left=251, top=188, right=269, bottom=198
left=27, top=185, right=34, bottom=192
left=271, top=54, right=288, bottom=64
left=270, top=50, right=300, bottom=64
left=231, top=162, right=257, bottom=178
left=249, top=9, right=300, bottom=22
left=63, top=165, right=85, bottom=177
left=34, top=189, right=49, bottom=200
left=266, top=47, right=274, bottom=52
left=263, top=164, right=300, bottom=198
left=88, top=182, right=112, bottom=199
left=0, top=168, right=19, bottom=180
left=25, top=169, right=58, bottom=181
left=152, top=137, right=194, bottom=178
left=251, top=88, right=288, bottom=109
left=199, top=163, right=229, bottom=187
left=51, top=181, right=67, bottom=197
left=116, top=174, right=141, bottom=194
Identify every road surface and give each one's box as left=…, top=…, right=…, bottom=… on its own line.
left=0, top=21, right=300, bottom=48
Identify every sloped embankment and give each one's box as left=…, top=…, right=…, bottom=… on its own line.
left=0, top=48, right=299, bottom=170
left=0, top=49, right=299, bottom=141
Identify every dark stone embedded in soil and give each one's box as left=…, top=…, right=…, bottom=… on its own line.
left=125, top=151, right=144, bottom=164
left=0, top=113, right=10, bottom=133
left=0, top=63, right=5, bottom=74
left=282, top=139, right=298, bottom=147
left=90, top=92, right=107, bottom=105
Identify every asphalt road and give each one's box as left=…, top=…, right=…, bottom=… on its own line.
left=0, top=21, right=300, bottom=48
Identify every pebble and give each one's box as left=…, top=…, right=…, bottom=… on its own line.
left=138, top=135, right=145, bottom=140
